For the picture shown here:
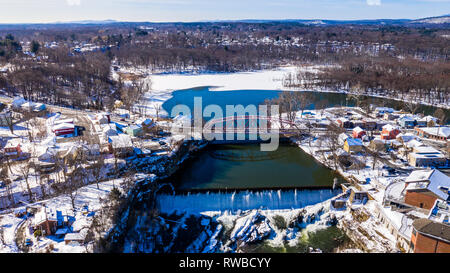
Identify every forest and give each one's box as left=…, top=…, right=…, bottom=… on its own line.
left=0, top=21, right=448, bottom=110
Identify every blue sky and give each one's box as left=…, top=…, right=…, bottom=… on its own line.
left=0, top=0, right=449, bottom=23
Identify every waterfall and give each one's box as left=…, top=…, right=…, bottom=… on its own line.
left=156, top=188, right=341, bottom=214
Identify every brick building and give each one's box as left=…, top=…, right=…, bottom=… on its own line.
left=404, top=189, right=440, bottom=210
left=381, top=124, right=400, bottom=140
left=410, top=219, right=450, bottom=253
left=403, top=169, right=450, bottom=211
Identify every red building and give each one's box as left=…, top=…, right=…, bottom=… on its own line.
left=381, top=124, right=400, bottom=140
left=3, top=141, right=22, bottom=157
left=52, top=123, right=75, bottom=136
left=410, top=219, right=450, bottom=253
left=404, top=189, right=439, bottom=210
left=352, top=127, right=366, bottom=139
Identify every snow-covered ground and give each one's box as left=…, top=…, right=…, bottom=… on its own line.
left=0, top=178, right=125, bottom=253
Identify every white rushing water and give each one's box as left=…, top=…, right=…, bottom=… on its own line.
left=157, top=189, right=340, bottom=214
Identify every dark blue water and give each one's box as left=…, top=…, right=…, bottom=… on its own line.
left=162, top=87, right=447, bottom=119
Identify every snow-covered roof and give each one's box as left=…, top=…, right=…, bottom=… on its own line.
left=419, top=116, right=438, bottom=123
left=353, top=126, right=365, bottom=133
left=54, top=118, right=74, bottom=125
left=338, top=133, right=349, bottom=145
left=346, top=138, right=363, bottom=146
left=405, top=170, right=450, bottom=200
left=135, top=118, right=153, bottom=126
left=382, top=124, right=398, bottom=131
left=109, top=134, right=132, bottom=149
left=419, top=127, right=450, bottom=138
left=397, top=133, right=417, bottom=142
left=405, top=139, right=423, bottom=149
left=399, top=115, right=415, bottom=121
left=413, top=146, right=441, bottom=154
left=4, top=138, right=21, bottom=148
left=33, top=207, right=68, bottom=226
left=52, top=123, right=75, bottom=131
left=405, top=170, right=435, bottom=183
left=64, top=232, right=86, bottom=241
left=127, top=124, right=142, bottom=131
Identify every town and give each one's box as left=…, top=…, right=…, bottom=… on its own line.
left=0, top=1, right=449, bottom=255
left=0, top=77, right=448, bottom=252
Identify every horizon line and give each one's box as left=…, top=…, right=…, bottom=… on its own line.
left=0, top=14, right=448, bottom=25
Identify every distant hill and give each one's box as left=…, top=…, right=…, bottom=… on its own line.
left=411, top=15, right=450, bottom=24
left=53, top=19, right=118, bottom=25
left=0, top=15, right=449, bottom=27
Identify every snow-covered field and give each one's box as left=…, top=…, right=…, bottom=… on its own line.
left=149, top=66, right=298, bottom=92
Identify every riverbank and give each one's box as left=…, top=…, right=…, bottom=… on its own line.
left=132, top=65, right=449, bottom=119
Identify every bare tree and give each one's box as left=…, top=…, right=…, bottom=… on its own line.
left=19, top=160, right=33, bottom=202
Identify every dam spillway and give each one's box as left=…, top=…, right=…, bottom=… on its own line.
left=156, top=188, right=341, bottom=214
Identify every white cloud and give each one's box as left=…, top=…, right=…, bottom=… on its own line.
left=66, top=0, right=81, bottom=6
left=366, top=0, right=381, bottom=6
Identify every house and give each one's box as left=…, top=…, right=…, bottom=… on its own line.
left=102, top=123, right=118, bottom=137
left=53, top=118, right=74, bottom=125
left=95, top=112, right=111, bottom=125
left=408, top=146, right=447, bottom=167
left=352, top=126, right=366, bottom=139
left=336, top=117, right=353, bottom=128
left=405, top=139, right=424, bottom=150
left=403, top=169, right=450, bottom=210
left=415, top=127, right=450, bottom=141
left=344, top=138, right=363, bottom=153
left=338, top=133, right=349, bottom=145
left=369, top=139, right=386, bottom=152
left=125, top=124, right=143, bottom=137
left=396, top=133, right=418, bottom=144
left=410, top=218, right=450, bottom=253
left=135, top=118, right=154, bottom=130
left=52, top=122, right=75, bottom=136
left=347, top=188, right=370, bottom=205
left=398, top=116, right=416, bottom=129
left=109, top=134, right=133, bottom=157
left=429, top=200, right=450, bottom=224
left=33, top=207, right=73, bottom=236
left=417, top=116, right=439, bottom=127
left=374, top=107, right=395, bottom=117
left=0, top=110, right=12, bottom=127
left=64, top=232, right=86, bottom=245
left=381, top=124, right=400, bottom=140
left=383, top=112, right=399, bottom=121
left=3, top=139, right=22, bottom=157
left=362, top=119, right=377, bottom=131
